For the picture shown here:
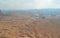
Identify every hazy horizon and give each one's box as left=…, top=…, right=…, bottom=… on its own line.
left=0, top=0, right=60, bottom=10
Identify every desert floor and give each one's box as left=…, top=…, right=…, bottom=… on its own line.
left=0, top=14, right=60, bottom=38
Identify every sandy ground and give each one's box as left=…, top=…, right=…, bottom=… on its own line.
left=0, top=15, right=60, bottom=38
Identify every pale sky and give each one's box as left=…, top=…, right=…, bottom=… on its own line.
left=0, top=0, right=60, bottom=10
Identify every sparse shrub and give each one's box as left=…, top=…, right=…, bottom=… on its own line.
left=42, top=16, right=45, bottom=19
left=11, top=34, right=15, bottom=38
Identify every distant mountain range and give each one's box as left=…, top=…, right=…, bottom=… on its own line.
left=1, top=9, right=60, bottom=16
